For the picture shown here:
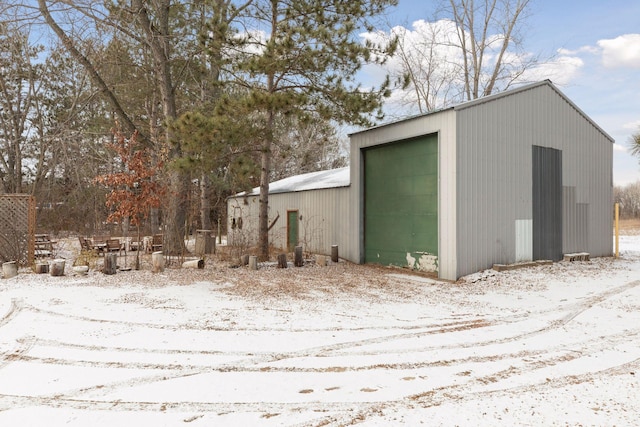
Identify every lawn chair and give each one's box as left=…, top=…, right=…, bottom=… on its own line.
left=78, top=236, right=92, bottom=251
left=105, top=238, right=123, bottom=256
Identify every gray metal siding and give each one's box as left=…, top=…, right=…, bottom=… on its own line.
left=456, top=83, right=613, bottom=278
left=563, top=187, right=589, bottom=253
left=227, top=186, right=351, bottom=256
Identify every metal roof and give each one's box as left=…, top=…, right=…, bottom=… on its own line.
left=349, top=80, right=614, bottom=143
left=232, top=167, right=350, bottom=197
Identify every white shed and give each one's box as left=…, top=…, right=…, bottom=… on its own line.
left=227, top=167, right=352, bottom=256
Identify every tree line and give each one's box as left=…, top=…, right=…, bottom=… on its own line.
left=0, top=0, right=537, bottom=260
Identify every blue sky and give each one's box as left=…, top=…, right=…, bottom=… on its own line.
left=379, top=0, right=640, bottom=186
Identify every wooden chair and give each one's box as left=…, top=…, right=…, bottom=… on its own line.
left=91, top=236, right=108, bottom=256
left=150, top=234, right=163, bottom=252
left=35, top=234, right=55, bottom=258
left=105, top=238, right=123, bottom=255
left=78, top=236, right=90, bottom=250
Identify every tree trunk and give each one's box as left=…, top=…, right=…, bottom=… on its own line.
left=147, top=207, right=158, bottom=234
left=200, top=173, right=212, bottom=230
left=164, top=170, right=189, bottom=254
left=132, top=0, right=187, bottom=255
left=103, top=253, right=117, bottom=275
left=258, top=142, right=271, bottom=261
left=294, top=246, right=303, bottom=267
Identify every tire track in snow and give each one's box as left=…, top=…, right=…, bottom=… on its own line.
left=23, top=302, right=488, bottom=333
left=5, top=280, right=639, bottom=375
left=305, top=357, right=640, bottom=427
left=0, top=298, right=21, bottom=328
left=322, top=279, right=640, bottom=356
left=1, top=279, right=638, bottom=423
left=0, top=392, right=364, bottom=414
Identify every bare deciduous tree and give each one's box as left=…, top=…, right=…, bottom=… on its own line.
left=385, top=0, right=538, bottom=114
left=446, top=0, right=535, bottom=100
left=390, top=20, right=462, bottom=113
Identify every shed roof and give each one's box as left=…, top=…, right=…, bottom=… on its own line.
left=233, top=167, right=350, bottom=197
left=349, top=80, right=614, bottom=143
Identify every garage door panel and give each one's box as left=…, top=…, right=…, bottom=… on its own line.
left=364, top=135, right=438, bottom=270
left=366, top=215, right=432, bottom=251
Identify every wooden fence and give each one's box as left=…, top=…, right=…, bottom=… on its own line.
left=0, top=194, right=36, bottom=266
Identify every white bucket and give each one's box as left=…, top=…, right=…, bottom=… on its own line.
left=2, top=261, right=17, bottom=279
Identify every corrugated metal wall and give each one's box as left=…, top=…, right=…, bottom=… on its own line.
left=227, top=186, right=351, bottom=256
left=455, top=82, right=613, bottom=277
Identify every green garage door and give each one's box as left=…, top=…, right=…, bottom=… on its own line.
left=364, top=135, right=438, bottom=269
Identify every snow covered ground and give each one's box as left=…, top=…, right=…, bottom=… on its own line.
left=1, top=235, right=639, bottom=426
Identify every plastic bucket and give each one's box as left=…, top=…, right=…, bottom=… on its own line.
left=2, top=261, right=17, bottom=279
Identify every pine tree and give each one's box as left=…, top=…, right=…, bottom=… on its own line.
left=229, top=0, right=397, bottom=260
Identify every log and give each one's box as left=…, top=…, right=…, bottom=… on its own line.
left=241, top=254, right=249, bottom=266
left=50, top=259, right=66, bottom=277
left=152, top=251, right=164, bottom=273
left=315, top=255, right=327, bottom=267
left=331, top=245, right=339, bottom=263
left=277, top=253, right=288, bottom=268
left=294, top=246, right=303, bottom=267
left=2, top=261, right=17, bottom=279
left=182, top=259, right=205, bottom=269
left=249, top=255, right=258, bottom=270
left=103, top=253, right=117, bottom=275
left=35, top=262, right=49, bottom=274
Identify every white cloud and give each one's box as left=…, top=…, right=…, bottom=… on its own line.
left=624, top=120, right=640, bottom=131
left=613, top=143, right=628, bottom=153
left=526, top=54, right=584, bottom=85
left=557, top=46, right=599, bottom=56
left=597, top=34, right=640, bottom=68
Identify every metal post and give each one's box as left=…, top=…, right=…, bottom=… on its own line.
left=615, top=202, right=619, bottom=258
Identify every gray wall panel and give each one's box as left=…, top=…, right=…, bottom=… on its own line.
left=455, top=83, right=612, bottom=277
left=227, top=186, right=351, bottom=256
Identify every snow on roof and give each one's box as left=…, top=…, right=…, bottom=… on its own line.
left=234, top=166, right=350, bottom=197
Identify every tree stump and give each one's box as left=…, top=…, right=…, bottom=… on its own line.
left=331, top=245, right=339, bottom=263
left=249, top=255, right=258, bottom=270
left=241, top=254, right=250, bottom=266
left=35, top=262, right=49, bottom=274
left=294, top=246, right=303, bottom=267
left=315, top=255, right=327, bottom=267
left=103, top=253, right=117, bottom=275
left=50, top=259, right=66, bottom=277
left=152, top=251, right=164, bottom=273
left=277, top=253, right=288, bottom=268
